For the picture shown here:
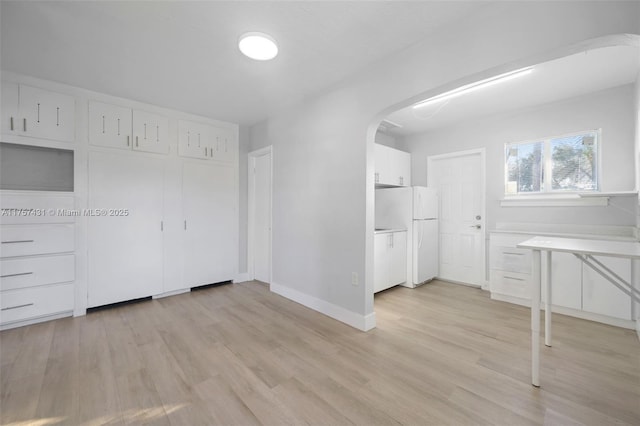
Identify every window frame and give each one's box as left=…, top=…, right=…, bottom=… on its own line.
left=504, top=128, right=601, bottom=196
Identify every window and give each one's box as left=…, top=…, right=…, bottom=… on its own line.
left=505, top=130, right=599, bottom=195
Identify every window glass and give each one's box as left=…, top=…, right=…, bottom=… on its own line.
left=504, top=130, right=599, bottom=195
left=505, top=141, right=544, bottom=194
left=551, top=132, right=598, bottom=191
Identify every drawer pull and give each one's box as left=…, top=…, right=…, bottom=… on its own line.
left=504, top=276, right=525, bottom=281
left=1, top=303, right=34, bottom=311
left=1, top=240, right=35, bottom=244
left=503, top=252, right=524, bottom=256
left=0, top=272, right=33, bottom=278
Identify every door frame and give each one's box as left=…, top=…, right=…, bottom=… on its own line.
left=247, top=146, right=273, bottom=283
left=427, top=148, right=488, bottom=289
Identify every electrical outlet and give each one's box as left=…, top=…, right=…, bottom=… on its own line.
left=351, top=272, right=358, bottom=286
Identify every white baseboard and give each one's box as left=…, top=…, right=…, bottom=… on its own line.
left=234, top=272, right=250, bottom=283
left=491, top=292, right=636, bottom=330
left=270, top=282, right=375, bottom=331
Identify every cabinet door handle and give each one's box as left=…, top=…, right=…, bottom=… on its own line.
left=156, top=125, right=159, bottom=142
left=0, top=272, right=33, bottom=278
left=184, top=220, right=187, bottom=230
left=161, top=221, right=164, bottom=231
left=1, top=240, right=35, bottom=244
left=204, top=147, right=208, bottom=157
left=225, top=139, right=228, bottom=153
left=399, top=176, right=403, bottom=185
left=1, top=303, right=34, bottom=311
left=136, top=136, right=139, bottom=147
left=127, top=135, right=130, bottom=146
left=37, top=103, right=40, bottom=123
left=10, top=116, right=14, bottom=131
left=375, top=172, right=379, bottom=183
left=503, top=252, right=524, bottom=256
left=504, top=276, right=525, bottom=281
left=23, top=118, right=27, bottom=132
left=56, top=107, right=60, bottom=126
left=102, top=115, right=105, bottom=133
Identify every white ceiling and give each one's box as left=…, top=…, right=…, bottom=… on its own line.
left=0, top=1, right=489, bottom=126
left=384, top=45, right=640, bottom=136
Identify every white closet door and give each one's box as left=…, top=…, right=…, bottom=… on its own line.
left=183, top=162, right=236, bottom=287
left=88, top=151, right=164, bottom=307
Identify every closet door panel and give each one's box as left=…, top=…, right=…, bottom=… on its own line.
left=87, top=151, right=164, bottom=307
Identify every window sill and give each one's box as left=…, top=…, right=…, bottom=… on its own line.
left=500, top=194, right=612, bottom=207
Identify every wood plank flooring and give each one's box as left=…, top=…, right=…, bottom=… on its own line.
left=1, top=280, right=639, bottom=425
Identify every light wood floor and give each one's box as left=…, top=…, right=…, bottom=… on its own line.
left=1, top=280, right=639, bottom=425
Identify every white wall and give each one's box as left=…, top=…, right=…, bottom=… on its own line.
left=248, top=2, right=640, bottom=329
left=402, top=84, right=637, bottom=231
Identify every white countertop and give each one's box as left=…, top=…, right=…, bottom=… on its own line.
left=490, top=229, right=638, bottom=242
left=374, top=228, right=407, bottom=234
left=517, top=236, right=640, bottom=259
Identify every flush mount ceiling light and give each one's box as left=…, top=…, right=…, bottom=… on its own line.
left=413, top=66, right=534, bottom=109
left=238, top=32, right=278, bottom=61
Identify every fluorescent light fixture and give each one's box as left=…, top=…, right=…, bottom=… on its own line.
left=413, top=67, right=534, bottom=109
left=238, top=32, right=278, bottom=61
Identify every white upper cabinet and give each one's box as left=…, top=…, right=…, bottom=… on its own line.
left=89, top=102, right=169, bottom=154
left=178, top=120, right=211, bottom=159
left=89, top=101, right=132, bottom=149
left=374, top=144, right=411, bottom=187
left=178, top=119, right=236, bottom=163
left=211, top=128, right=237, bottom=163
left=132, top=109, right=169, bottom=154
left=2, top=83, right=75, bottom=142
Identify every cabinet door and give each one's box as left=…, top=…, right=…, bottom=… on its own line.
left=183, top=163, right=237, bottom=287
left=132, top=109, right=169, bottom=154
left=1, top=81, right=19, bottom=135
left=542, top=252, right=581, bottom=310
left=374, top=144, right=392, bottom=185
left=87, top=151, right=164, bottom=307
left=178, top=120, right=210, bottom=159
left=374, top=233, right=390, bottom=293
left=394, top=150, right=411, bottom=187
left=211, top=128, right=237, bottom=163
left=389, top=231, right=407, bottom=285
left=89, top=101, right=132, bottom=149
left=18, top=84, right=75, bottom=142
left=582, top=256, right=632, bottom=320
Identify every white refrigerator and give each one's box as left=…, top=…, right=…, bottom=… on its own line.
left=375, top=186, right=438, bottom=287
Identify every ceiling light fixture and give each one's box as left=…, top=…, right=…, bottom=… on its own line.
left=238, top=32, right=278, bottom=61
left=413, top=66, right=534, bottom=109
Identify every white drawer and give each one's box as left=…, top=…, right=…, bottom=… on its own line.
left=1, top=283, right=74, bottom=325
left=1, top=254, right=74, bottom=291
left=0, top=192, right=75, bottom=224
left=490, top=269, right=531, bottom=299
left=490, top=245, right=532, bottom=273
left=0, top=224, right=74, bottom=258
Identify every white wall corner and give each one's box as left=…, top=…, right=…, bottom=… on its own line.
left=234, top=272, right=250, bottom=283
left=270, top=282, right=374, bottom=332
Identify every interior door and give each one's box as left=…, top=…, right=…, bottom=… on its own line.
left=252, top=152, right=271, bottom=283
left=88, top=151, right=164, bottom=307
left=428, top=150, right=485, bottom=287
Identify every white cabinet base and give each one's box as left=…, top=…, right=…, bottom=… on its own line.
left=490, top=292, right=636, bottom=330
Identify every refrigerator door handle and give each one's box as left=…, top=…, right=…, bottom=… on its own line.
left=418, top=220, right=424, bottom=249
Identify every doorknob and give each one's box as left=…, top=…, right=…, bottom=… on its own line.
left=470, top=224, right=481, bottom=229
